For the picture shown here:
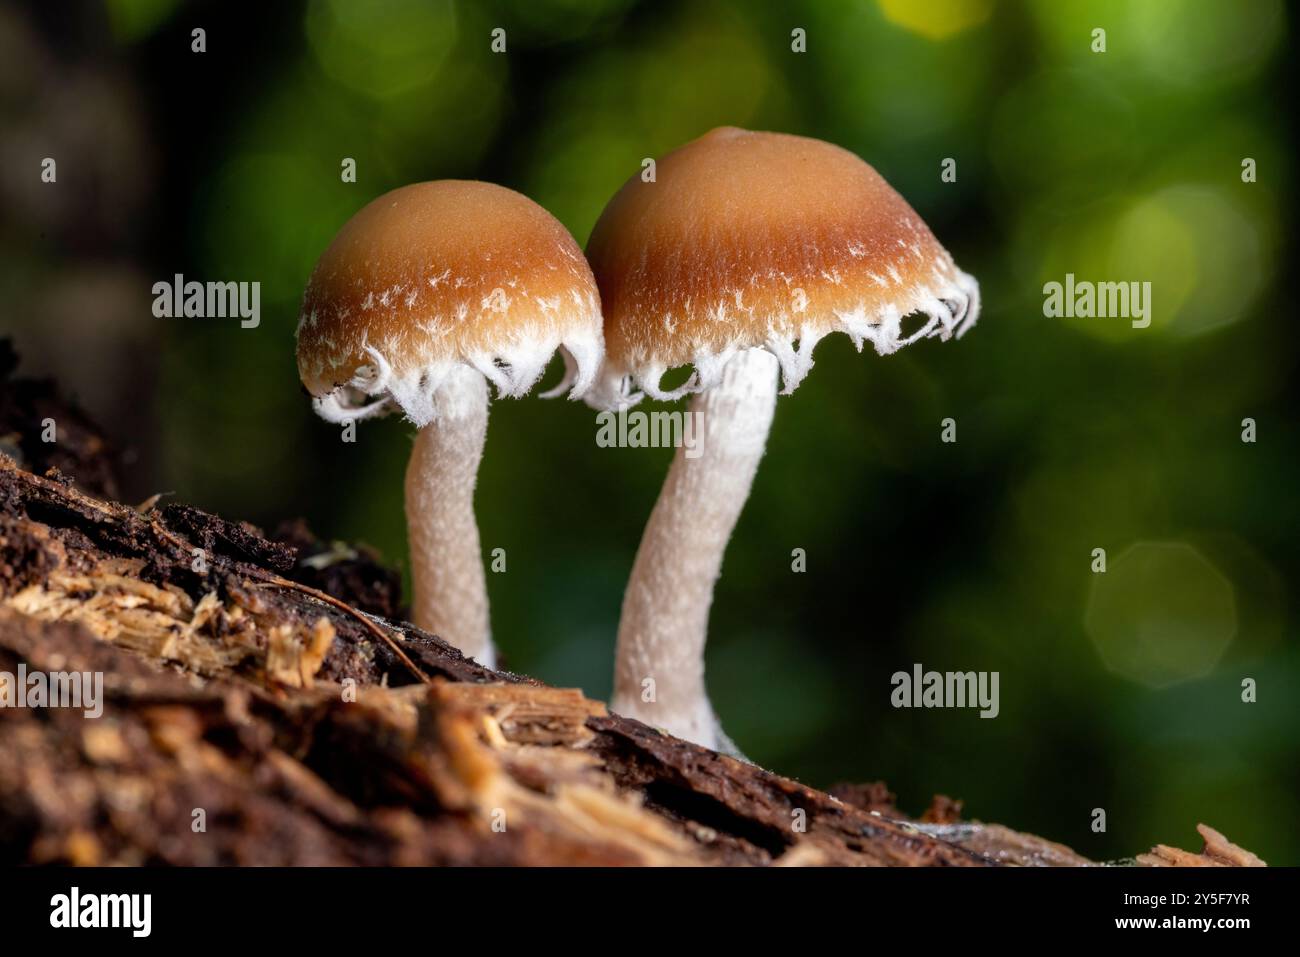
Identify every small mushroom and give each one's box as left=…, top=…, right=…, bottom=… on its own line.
left=297, top=181, right=603, bottom=667
left=586, top=127, right=980, bottom=751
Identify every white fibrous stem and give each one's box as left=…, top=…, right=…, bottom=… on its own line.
left=404, top=365, right=495, bottom=667
left=611, top=347, right=779, bottom=750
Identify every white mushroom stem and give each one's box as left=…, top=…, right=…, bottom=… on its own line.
left=611, top=347, right=780, bottom=750
left=404, top=365, right=495, bottom=668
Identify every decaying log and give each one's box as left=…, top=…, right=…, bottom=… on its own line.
left=0, top=340, right=119, bottom=501
left=0, top=353, right=1266, bottom=866
left=1137, top=825, right=1268, bottom=868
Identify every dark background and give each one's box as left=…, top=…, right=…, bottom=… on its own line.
left=3, top=0, right=1296, bottom=862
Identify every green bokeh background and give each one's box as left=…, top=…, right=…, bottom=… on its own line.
left=4, top=0, right=1296, bottom=861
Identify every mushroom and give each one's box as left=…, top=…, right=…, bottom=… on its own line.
left=586, top=127, right=980, bottom=751
left=296, top=181, right=602, bottom=668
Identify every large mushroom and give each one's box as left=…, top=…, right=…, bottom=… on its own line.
left=587, top=127, right=980, bottom=751
left=297, top=181, right=602, bottom=668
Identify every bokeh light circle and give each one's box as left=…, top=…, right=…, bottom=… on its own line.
left=1085, top=541, right=1237, bottom=688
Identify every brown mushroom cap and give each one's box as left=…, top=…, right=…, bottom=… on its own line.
left=297, top=180, right=602, bottom=425
left=586, top=127, right=978, bottom=405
